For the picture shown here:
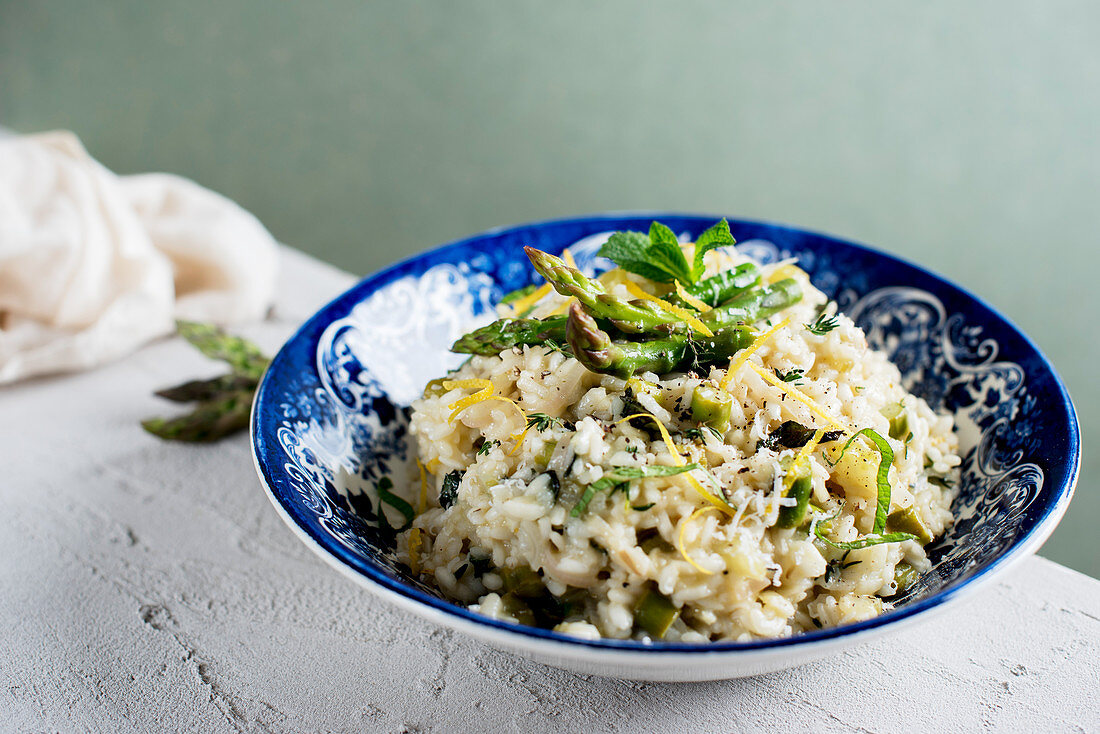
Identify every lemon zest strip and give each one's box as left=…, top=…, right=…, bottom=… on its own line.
left=677, top=506, right=721, bottom=575
left=674, top=281, right=711, bottom=312
left=748, top=363, right=847, bottom=430
left=623, top=281, right=714, bottom=337
left=508, top=283, right=552, bottom=315
left=443, top=379, right=525, bottom=424
left=615, top=412, right=734, bottom=516
left=718, top=317, right=790, bottom=391
left=408, top=459, right=429, bottom=574
left=766, top=263, right=804, bottom=284
left=562, top=248, right=579, bottom=269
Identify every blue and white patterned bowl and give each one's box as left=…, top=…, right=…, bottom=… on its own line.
left=251, top=213, right=1080, bottom=680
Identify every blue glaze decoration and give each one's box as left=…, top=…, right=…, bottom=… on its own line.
left=252, top=213, right=1079, bottom=652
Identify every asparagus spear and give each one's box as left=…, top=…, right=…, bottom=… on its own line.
left=669, top=263, right=761, bottom=308
left=451, top=316, right=568, bottom=355
left=566, top=303, right=756, bottom=378
left=525, top=247, right=684, bottom=335
left=142, top=322, right=271, bottom=442
left=142, top=388, right=254, bottom=442
left=177, top=320, right=269, bottom=379
left=154, top=373, right=259, bottom=402
left=566, top=303, right=685, bottom=378
left=700, top=278, right=802, bottom=332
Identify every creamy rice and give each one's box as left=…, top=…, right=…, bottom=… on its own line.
left=396, top=247, right=959, bottom=642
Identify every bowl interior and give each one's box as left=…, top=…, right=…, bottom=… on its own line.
left=253, top=214, right=1079, bottom=650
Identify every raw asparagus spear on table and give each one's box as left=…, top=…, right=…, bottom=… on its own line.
left=142, top=321, right=271, bottom=442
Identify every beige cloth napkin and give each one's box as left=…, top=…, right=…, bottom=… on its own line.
left=0, top=131, right=278, bottom=384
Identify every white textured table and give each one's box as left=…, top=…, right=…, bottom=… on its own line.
left=3, top=248, right=1098, bottom=733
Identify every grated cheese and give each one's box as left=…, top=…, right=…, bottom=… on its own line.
left=616, top=412, right=734, bottom=516
left=748, top=363, right=847, bottom=430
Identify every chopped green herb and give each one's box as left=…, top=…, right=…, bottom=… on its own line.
left=572, top=463, right=701, bottom=517
left=928, top=475, right=956, bottom=489
left=526, top=412, right=563, bottom=432
left=774, top=367, right=805, bottom=384
left=805, top=309, right=840, bottom=336
left=376, top=476, right=415, bottom=531
left=812, top=507, right=916, bottom=550
left=632, top=502, right=657, bottom=511
left=684, top=426, right=722, bottom=442
left=760, top=420, right=844, bottom=451
left=439, top=470, right=463, bottom=509
left=476, top=439, right=500, bottom=456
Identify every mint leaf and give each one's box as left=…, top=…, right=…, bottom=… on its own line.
left=571, top=462, right=700, bottom=516
left=597, top=222, right=691, bottom=284
left=598, top=220, right=735, bottom=286
left=646, top=222, right=694, bottom=285
left=599, top=230, right=674, bottom=282
left=691, top=219, right=735, bottom=280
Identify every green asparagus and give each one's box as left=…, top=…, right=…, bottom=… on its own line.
left=669, top=263, right=761, bottom=308
left=525, top=247, right=686, bottom=334
left=141, top=388, right=254, bottom=442
left=566, top=304, right=756, bottom=379
left=143, top=322, right=271, bottom=442
left=176, top=320, right=269, bottom=379
left=699, top=278, right=803, bottom=331
left=690, top=385, right=733, bottom=431
left=451, top=316, right=568, bottom=355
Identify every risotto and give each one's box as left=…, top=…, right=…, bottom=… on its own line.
left=396, top=220, right=959, bottom=642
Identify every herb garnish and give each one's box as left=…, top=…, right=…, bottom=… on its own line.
left=376, top=476, right=415, bottom=531
left=526, top=412, right=563, bottom=432
left=476, top=439, right=500, bottom=456
left=774, top=367, right=805, bottom=384
left=572, top=463, right=701, bottom=517
left=684, top=426, right=723, bottom=442
left=598, top=220, right=735, bottom=286
left=760, top=420, right=844, bottom=451
left=806, top=308, right=840, bottom=336
left=439, top=470, right=463, bottom=509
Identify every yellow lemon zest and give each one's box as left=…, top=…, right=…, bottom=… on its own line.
left=718, top=317, right=790, bottom=391
left=443, top=379, right=525, bottom=424
left=623, top=280, right=714, bottom=337
left=562, top=248, right=578, bottom=269
left=673, top=281, right=711, bottom=312
left=508, top=283, right=552, bottom=315
left=748, top=363, right=847, bottom=430
left=426, top=457, right=441, bottom=474
left=408, top=459, right=429, bottom=574
left=507, top=426, right=532, bottom=455
left=766, top=263, right=805, bottom=284
left=677, top=506, right=722, bottom=575
left=548, top=298, right=574, bottom=316
left=615, top=412, right=734, bottom=516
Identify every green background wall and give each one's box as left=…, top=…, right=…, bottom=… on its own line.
left=2, top=1, right=1095, bottom=575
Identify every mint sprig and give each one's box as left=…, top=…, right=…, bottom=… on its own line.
left=598, top=219, right=735, bottom=286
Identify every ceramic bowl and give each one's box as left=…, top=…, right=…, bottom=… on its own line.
left=251, top=213, right=1079, bottom=680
